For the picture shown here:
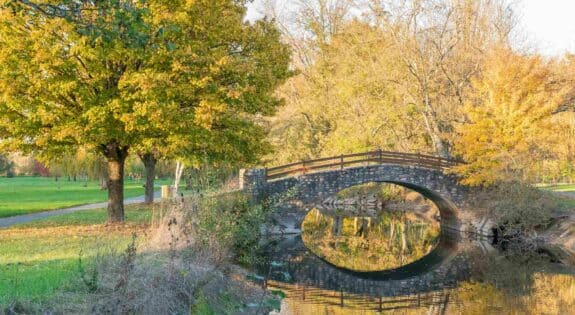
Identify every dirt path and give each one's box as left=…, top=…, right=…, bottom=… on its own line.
left=557, top=191, right=575, bottom=199
left=0, top=192, right=160, bottom=229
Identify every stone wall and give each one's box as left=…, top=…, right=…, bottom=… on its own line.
left=239, top=168, right=267, bottom=202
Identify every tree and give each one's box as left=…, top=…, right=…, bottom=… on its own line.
left=0, top=0, right=291, bottom=222
left=130, top=0, right=291, bottom=203
left=47, top=147, right=109, bottom=185
left=0, top=153, right=14, bottom=177
left=372, top=0, right=517, bottom=157
left=452, top=49, right=571, bottom=185
left=265, top=0, right=518, bottom=164
left=268, top=21, right=430, bottom=163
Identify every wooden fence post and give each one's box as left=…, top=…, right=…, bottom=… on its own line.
left=340, top=155, right=344, bottom=170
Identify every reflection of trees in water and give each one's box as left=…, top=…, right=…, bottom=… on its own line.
left=447, top=272, right=575, bottom=315
left=302, top=208, right=441, bottom=271
left=455, top=252, right=575, bottom=314
left=271, top=272, right=575, bottom=315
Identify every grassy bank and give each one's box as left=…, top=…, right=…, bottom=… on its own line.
left=0, top=176, right=168, bottom=218
left=542, top=184, right=575, bottom=208
left=0, top=204, right=152, bottom=303
left=0, top=193, right=278, bottom=314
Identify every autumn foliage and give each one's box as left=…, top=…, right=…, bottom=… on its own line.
left=453, top=49, right=572, bottom=185
left=265, top=0, right=575, bottom=186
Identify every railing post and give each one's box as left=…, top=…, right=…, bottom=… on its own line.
left=301, top=160, right=306, bottom=175
left=340, top=155, right=344, bottom=170
left=417, top=293, right=421, bottom=306
left=378, top=149, right=383, bottom=164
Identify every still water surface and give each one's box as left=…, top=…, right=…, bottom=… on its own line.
left=251, top=184, right=575, bottom=314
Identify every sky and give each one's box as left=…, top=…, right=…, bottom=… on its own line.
left=246, top=0, right=575, bottom=56
left=520, top=0, right=575, bottom=55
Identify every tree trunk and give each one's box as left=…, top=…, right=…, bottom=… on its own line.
left=185, top=168, right=197, bottom=190
left=421, top=98, right=450, bottom=158
left=100, top=176, right=108, bottom=190
left=102, top=142, right=129, bottom=224
left=389, top=221, right=395, bottom=245
left=140, top=152, right=157, bottom=204
left=173, top=161, right=185, bottom=197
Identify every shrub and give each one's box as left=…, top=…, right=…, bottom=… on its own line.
left=476, top=182, right=558, bottom=250
left=195, top=192, right=271, bottom=265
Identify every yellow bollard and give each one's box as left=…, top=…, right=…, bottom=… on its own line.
left=161, top=185, right=170, bottom=199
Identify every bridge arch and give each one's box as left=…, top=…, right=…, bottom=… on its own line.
left=240, top=150, right=490, bottom=235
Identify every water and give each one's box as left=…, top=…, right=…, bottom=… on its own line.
left=250, top=184, right=575, bottom=314
left=301, top=209, right=441, bottom=273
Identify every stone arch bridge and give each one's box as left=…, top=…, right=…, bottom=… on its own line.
left=240, top=150, right=492, bottom=236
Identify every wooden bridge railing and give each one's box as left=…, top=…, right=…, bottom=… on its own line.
left=265, top=150, right=459, bottom=180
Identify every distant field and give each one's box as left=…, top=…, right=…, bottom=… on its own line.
left=546, top=184, right=575, bottom=193
left=0, top=204, right=152, bottom=303
left=0, top=176, right=167, bottom=218
left=540, top=184, right=575, bottom=209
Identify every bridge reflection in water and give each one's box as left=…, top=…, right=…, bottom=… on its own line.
left=269, top=283, right=454, bottom=314
left=249, top=182, right=575, bottom=314
left=251, top=183, right=468, bottom=313
left=259, top=232, right=469, bottom=314
left=258, top=233, right=575, bottom=315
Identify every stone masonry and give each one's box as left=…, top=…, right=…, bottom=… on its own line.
left=240, top=164, right=493, bottom=236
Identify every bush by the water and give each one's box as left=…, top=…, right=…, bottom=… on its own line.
left=476, top=183, right=559, bottom=250
left=194, top=192, right=271, bottom=265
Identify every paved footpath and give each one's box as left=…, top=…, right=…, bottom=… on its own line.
left=0, top=192, right=160, bottom=229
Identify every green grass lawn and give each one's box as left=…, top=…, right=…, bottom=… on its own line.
left=0, top=176, right=168, bottom=218
left=0, top=204, right=152, bottom=304
left=540, top=184, right=575, bottom=209
left=546, top=184, right=575, bottom=193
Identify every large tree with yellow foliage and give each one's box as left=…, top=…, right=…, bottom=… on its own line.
left=0, top=0, right=291, bottom=222
left=453, top=49, right=573, bottom=185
